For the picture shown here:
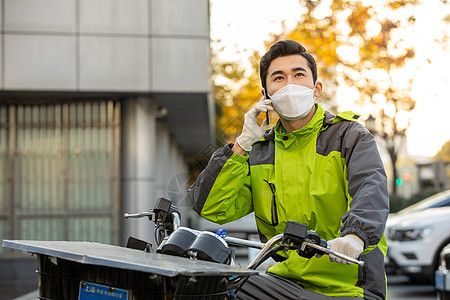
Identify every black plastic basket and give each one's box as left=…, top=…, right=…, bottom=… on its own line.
left=37, top=254, right=229, bottom=300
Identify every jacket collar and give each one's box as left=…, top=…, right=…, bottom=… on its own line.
left=273, top=104, right=325, bottom=145
left=323, top=110, right=336, bottom=126
left=262, top=106, right=358, bottom=143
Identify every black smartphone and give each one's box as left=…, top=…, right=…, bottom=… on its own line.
left=263, top=88, right=270, bottom=125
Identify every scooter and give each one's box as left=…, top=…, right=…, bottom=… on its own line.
left=124, top=196, right=364, bottom=299
left=2, top=196, right=364, bottom=300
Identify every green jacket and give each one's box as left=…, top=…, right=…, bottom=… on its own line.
left=189, top=104, right=389, bottom=299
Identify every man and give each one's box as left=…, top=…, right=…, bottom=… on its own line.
left=189, top=40, right=389, bottom=300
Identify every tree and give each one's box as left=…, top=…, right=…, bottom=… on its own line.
left=434, top=140, right=450, bottom=163
left=213, top=0, right=421, bottom=195
left=434, top=140, right=450, bottom=189
left=269, top=0, right=419, bottom=195
left=212, top=0, right=450, bottom=196
left=341, top=0, right=417, bottom=195
left=211, top=46, right=264, bottom=145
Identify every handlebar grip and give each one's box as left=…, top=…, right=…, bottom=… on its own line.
left=304, top=241, right=365, bottom=267
left=123, top=212, right=153, bottom=218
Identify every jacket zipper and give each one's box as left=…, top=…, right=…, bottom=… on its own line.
left=264, top=180, right=278, bottom=226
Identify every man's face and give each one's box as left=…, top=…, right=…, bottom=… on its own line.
left=265, top=54, right=316, bottom=97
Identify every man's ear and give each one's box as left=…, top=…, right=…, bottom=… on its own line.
left=261, top=88, right=265, bottom=96
left=314, top=81, right=323, bottom=97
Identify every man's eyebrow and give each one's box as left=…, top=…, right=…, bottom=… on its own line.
left=292, top=67, right=307, bottom=73
left=269, top=67, right=307, bottom=78
left=269, top=70, right=284, bottom=78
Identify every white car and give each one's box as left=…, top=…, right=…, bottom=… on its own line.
left=385, top=190, right=450, bottom=283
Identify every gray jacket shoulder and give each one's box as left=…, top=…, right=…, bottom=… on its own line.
left=317, top=111, right=374, bottom=163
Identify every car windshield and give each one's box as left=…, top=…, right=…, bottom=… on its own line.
left=397, top=190, right=450, bottom=215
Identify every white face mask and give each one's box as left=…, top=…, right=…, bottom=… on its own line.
left=269, top=84, right=316, bottom=120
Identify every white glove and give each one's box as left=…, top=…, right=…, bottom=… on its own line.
left=235, top=99, right=273, bottom=152
left=328, top=234, right=364, bottom=265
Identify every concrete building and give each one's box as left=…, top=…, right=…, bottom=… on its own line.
left=0, top=0, right=214, bottom=298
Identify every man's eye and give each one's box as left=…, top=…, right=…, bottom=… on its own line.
left=295, top=73, right=304, bottom=77
left=274, top=76, right=284, bottom=81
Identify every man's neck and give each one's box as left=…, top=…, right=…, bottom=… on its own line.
left=280, top=105, right=317, bottom=133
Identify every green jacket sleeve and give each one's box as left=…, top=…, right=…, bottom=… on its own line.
left=188, top=143, right=254, bottom=224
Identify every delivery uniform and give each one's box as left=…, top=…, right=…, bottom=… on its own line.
left=189, top=104, right=389, bottom=299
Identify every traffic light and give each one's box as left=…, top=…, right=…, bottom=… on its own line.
left=403, top=172, right=412, bottom=182
left=396, top=178, right=404, bottom=186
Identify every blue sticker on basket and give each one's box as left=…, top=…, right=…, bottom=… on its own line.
left=78, top=281, right=128, bottom=300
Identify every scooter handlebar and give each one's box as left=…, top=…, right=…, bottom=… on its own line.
left=224, top=234, right=364, bottom=268
left=124, top=206, right=364, bottom=267
left=304, top=241, right=364, bottom=267
left=123, top=211, right=153, bottom=218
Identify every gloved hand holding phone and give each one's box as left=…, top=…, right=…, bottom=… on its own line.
left=235, top=98, right=273, bottom=152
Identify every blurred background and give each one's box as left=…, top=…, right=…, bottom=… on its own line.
left=0, top=0, right=448, bottom=299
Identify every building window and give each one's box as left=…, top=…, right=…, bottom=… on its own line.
left=0, top=100, right=121, bottom=256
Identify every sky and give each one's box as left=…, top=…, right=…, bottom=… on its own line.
left=210, top=0, right=450, bottom=158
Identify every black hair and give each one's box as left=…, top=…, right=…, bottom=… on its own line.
left=260, top=40, right=317, bottom=89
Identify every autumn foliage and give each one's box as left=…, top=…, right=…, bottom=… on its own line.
left=212, top=0, right=424, bottom=194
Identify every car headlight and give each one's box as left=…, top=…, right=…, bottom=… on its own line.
left=387, top=226, right=432, bottom=241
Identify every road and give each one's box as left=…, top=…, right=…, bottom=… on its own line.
left=387, top=275, right=436, bottom=300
